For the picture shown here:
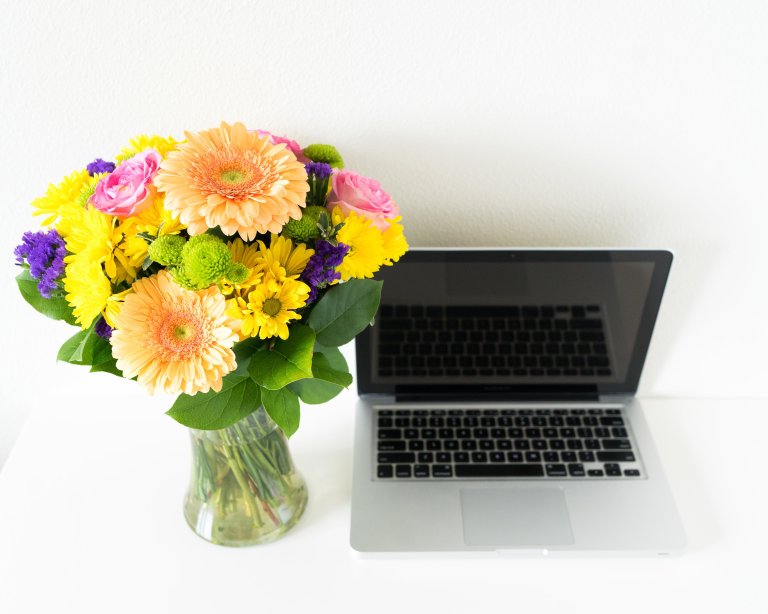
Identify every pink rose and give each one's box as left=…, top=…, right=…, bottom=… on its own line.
left=89, top=149, right=161, bottom=218
left=328, top=169, right=400, bottom=230
left=256, top=130, right=310, bottom=164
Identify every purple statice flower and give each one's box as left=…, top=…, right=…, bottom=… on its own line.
left=95, top=317, right=113, bottom=340
left=300, top=240, right=350, bottom=303
left=86, top=158, right=116, bottom=176
left=305, top=162, right=333, bottom=179
left=14, top=229, right=67, bottom=298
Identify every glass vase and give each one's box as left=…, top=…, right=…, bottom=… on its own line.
left=183, top=406, right=308, bottom=546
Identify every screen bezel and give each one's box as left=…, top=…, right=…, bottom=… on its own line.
left=355, top=248, right=672, bottom=399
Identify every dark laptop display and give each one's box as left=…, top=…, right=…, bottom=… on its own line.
left=357, top=250, right=672, bottom=398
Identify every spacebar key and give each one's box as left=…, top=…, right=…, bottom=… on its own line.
left=455, top=464, right=545, bottom=478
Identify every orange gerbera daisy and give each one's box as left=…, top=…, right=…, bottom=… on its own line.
left=154, top=122, right=309, bottom=241
left=111, top=271, right=238, bottom=395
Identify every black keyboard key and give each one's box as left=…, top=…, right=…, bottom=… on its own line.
left=490, top=452, right=505, bottom=463
left=604, top=463, right=622, bottom=476
left=378, top=429, right=402, bottom=440
left=525, top=451, right=542, bottom=463
left=454, top=451, right=470, bottom=463
left=597, top=451, right=636, bottom=462
left=507, top=451, right=524, bottom=463
left=455, top=464, right=544, bottom=478
left=418, top=452, right=434, bottom=463
left=587, top=469, right=604, bottom=477
left=395, top=465, right=412, bottom=478
left=378, top=417, right=393, bottom=427
left=602, top=439, right=632, bottom=450
left=624, top=469, right=641, bottom=477
left=378, top=452, right=416, bottom=464
left=378, top=440, right=406, bottom=451
left=461, top=440, right=478, bottom=450
left=544, top=451, right=559, bottom=463
left=561, top=451, right=577, bottom=463
left=600, top=416, right=625, bottom=426
left=479, top=440, right=494, bottom=450
left=413, top=465, right=430, bottom=478
left=546, top=464, right=567, bottom=477
left=568, top=463, right=586, bottom=477
left=377, top=465, right=394, bottom=478
left=578, top=451, right=596, bottom=463
left=426, top=440, right=442, bottom=451
left=444, top=439, right=459, bottom=450
left=437, top=452, right=451, bottom=463
left=432, top=465, right=453, bottom=478
left=472, top=452, right=489, bottom=463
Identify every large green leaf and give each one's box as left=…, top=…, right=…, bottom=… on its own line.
left=289, top=351, right=352, bottom=405
left=89, top=339, right=122, bottom=377
left=166, top=374, right=262, bottom=430
left=261, top=386, right=300, bottom=437
left=307, top=278, right=382, bottom=347
left=16, top=269, right=77, bottom=325
left=248, top=324, right=315, bottom=390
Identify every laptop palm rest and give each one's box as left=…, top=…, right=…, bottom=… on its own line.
left=460, top=488, right=575, bottom=547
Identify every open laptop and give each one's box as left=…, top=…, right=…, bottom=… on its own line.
left=350, top=248, right=686, bottom=554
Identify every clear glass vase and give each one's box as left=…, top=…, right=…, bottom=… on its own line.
left=183, top=406, right=308, bottom=546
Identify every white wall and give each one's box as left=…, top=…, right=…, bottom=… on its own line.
left=1, top=0, right=766, bottom=466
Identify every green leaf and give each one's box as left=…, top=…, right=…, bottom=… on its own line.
left=312, top=352, right=353, bottom=387
left=289, top=351, right=352, bottom=405
left=315, top=343, right=349, bottom=372
left=57, top=326, right=124, bottom=377
left=307, top=279, right=382, bottom=347
left=233, top=337, right=266, bottom=376
left=248, top=324, right=315, bottom=390
left=261, top=386, right=300, bottom=437
left=16, top=270, right=76, bottom=326
left=166, top=374, right=262, bottom=430
left=89, top=339, right=122, bottom=377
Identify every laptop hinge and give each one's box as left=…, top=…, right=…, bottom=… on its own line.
left=393, top=391, right=602, bottom=404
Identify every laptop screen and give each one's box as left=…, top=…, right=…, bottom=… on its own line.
left=355, top=249, right=672, bottom=398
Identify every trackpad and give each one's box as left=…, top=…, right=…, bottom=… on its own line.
left=460, top=488, right=575, bottom=546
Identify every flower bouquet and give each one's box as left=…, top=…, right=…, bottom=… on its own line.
left=15, top=122, right=407, bottom=545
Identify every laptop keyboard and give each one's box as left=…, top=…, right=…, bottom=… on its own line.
left=374, top=407, right=643, bottom=480
left=377, top=304, right=612, bottom=379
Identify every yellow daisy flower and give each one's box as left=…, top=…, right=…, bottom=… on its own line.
left=103, top=288, right=133, bottom=328
left=128, top=194, right=186, bottom=237
left=58, top=204, right=147, bottom=285
left=220, top=238, right=263, bottom=296
left=32, top=169, right=91, bottom=226
left=116, top=134, right=180, bottom=162
left=63, top=254, right=113, bottom=329
left=381, top=217, right=408, bottom=266
left=333, top=207, right=385, bottom=281
left=228, top=276, right=310, bottom=340
left=257, top=233, right=314, bottom=277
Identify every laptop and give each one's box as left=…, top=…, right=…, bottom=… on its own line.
left=350, top=248, right=686, bottom=554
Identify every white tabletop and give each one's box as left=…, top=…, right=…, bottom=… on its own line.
left=0, top=391, right=766, bottom=614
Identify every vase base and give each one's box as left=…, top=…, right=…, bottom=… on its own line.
left=183, top=482, right=308, bottom=547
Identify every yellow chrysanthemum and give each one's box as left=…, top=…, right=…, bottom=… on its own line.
left=116, top=134, right=180, bottom=162
left=59, top=204, right=146, bottom=285
left=32, top=169, right=91, bottom=226
left=220, top=238, right=263, bottom=296
left=63, top=255, right=113, bottom=329
left=127, top=193, right=186, bottom=237
left=257, top=233, right=314, bottom=277
left=227, top=276, right=309, bottom=340
left=333, top=208, right=385, bottom=281
left=154, top=122, right=309, bottom=240
left=103, top=288, right=133, bottom=328
left=381, top=217, right=408, bottom=266
left=111, top=271, right=238, bottom=395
